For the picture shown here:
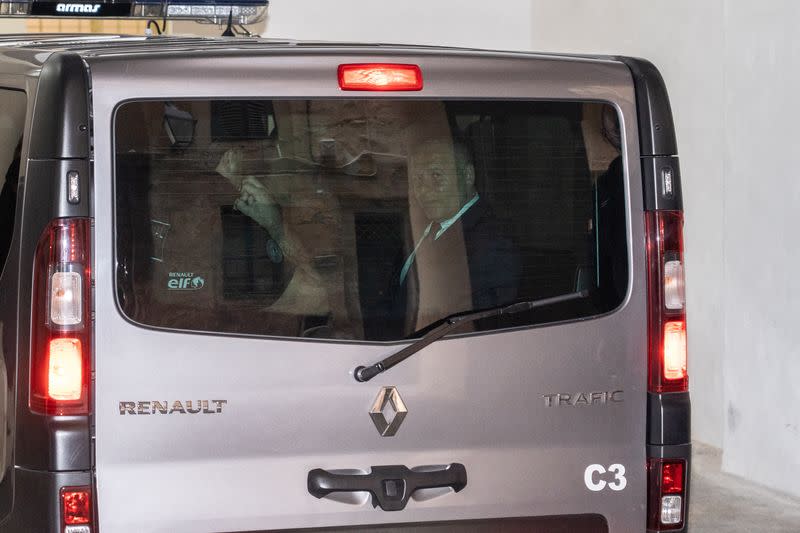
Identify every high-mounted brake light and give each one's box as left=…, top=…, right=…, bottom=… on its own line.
left=338, top=64, right=423, bottom=91
left=30, top=218, right=92, bottom=416
left=647, top=459, right=686, bottom=530
left=646, top=211, right=687, bottom=393
left=61, top=486, right=92, bottom=533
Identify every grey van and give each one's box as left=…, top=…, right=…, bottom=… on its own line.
left=0, top=34, right=689, bottom=532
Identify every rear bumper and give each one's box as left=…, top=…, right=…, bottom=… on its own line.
left=647, top=391, right=691, bottom=532
left=0, top=467, right=92, bottom=533
left=262, top=514, right=609, bottom=532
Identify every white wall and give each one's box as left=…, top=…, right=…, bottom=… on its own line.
left=175, top=0, right=532, bottom=50
left=721, top=1, right=800, bottom=497
left=265, top=0, right=532, bottom=49
left=0, top=20, right=25, bottom=33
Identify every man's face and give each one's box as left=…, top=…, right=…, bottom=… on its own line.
left=409, top=144, right=472, bottom=222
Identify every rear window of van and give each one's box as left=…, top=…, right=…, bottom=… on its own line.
left=114, top=99, right=627, bottom=341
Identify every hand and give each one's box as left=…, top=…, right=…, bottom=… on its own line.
left=216, top=148, right=245, bottom=190
left=235, top=176, right=281, bottom=232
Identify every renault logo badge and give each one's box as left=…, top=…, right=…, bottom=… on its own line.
left=369, top=386, right=407, bottom=437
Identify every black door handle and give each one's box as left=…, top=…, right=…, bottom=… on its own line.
left=308, top=463, right=467, bottom=511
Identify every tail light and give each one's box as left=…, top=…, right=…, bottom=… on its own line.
left=338, top=64, right=423, bottom=91
left=647, top=459, right=686, bottom=530
left=61, top=486, right=92, bottom=533
left=30, top=218, right=92, bottom=415
left=645, top=211, right=687, bottom=393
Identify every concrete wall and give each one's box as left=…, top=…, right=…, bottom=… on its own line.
left=0, top=20, right=25, bottom=33
left=175, top=0, right=532, bottom=50
left=265, top=0, right=532, bottom=50
left=721, top=2, right=800, bottom=498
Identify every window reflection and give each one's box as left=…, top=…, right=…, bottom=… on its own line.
left=115, top=100, right=625, bottom=341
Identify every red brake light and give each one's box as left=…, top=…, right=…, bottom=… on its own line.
left=338, top=64, right=423, bottom=91
left=48, top=338, right=83, bottom=401
left=61, top=486, right=91, bottom=526
left=30, top=218, right=92, bottom=415
left=663, top=321, right=687, bottom=381
left=646, top=211, right=688, bottom=393
left=661, top=461, right=684, bottom=494
left=647, top=459, right=686, bottom=530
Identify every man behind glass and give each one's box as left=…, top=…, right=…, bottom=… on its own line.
left=401, top=138, right=520, bottom=321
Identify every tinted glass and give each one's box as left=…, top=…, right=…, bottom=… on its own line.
left=0, top=89, right=27, bottom=276
left=115, top=100, right=626, bottom=341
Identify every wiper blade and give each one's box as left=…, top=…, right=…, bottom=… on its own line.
left=353, top=289, right=589, bottom=382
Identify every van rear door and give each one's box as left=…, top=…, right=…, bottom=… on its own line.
left=91, top=49, right=646, bottom=532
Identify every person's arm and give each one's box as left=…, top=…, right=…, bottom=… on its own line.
left=217, top=148, right=312, bottom=266
left=217, top=148, right=331, bottom=317
left=235, top=176, right=312, bottom=266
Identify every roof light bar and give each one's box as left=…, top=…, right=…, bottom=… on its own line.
left=0, top=0, right=268, bottom=24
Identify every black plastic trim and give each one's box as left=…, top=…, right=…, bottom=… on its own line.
left=28, top=52, right=90, bottom=160
left=648, top=392, right=691, bottom=446
left=0, top=178, right=23, bottom=524
left=0, top=467, right=91, bottom=533
left=643, top=156, right=683, bottom=211
left=308, top=464, right=467, bottom=512
left=25, top=160, right=92, bottom=218
left=617, top=57, right=685, bottom=214
left=264, top=514, right=609, bottom=533
left=14, top=160, right=92, bottom=471
left=616, top=57, right=677, bottom=157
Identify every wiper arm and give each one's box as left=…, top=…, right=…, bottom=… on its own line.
left=353, top=289, right=589, bottom=382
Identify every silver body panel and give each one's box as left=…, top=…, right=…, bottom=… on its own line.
left=89, top=48, right=645, bottom=532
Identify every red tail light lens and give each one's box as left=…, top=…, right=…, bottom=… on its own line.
left=47, top=338, right=83, bottom=401
left=647, top=459, right=686, bottom=530
left=662, top=321, right=687, bottom=381
left=61, top=486, right=92, bottom=527
left=338, top=64, right=423, bottom=91
left=661, top=461, right=684, bottom=494
left=645, top=211, right=688, bottom=393
left=30, top=218, right=92, bottom=415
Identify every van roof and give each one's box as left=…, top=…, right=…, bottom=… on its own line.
left=0, top=33, right=621, bottom=71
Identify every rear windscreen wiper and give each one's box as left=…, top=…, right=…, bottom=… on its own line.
left=353, top=289, right=589, bottom=382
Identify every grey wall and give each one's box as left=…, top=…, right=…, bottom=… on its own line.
left=721, top=2, right=800, bottom=498
left=174, top=0, right=800, bottom=498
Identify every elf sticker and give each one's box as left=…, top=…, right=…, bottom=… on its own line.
left=167, top=272, right=206, bottom=291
